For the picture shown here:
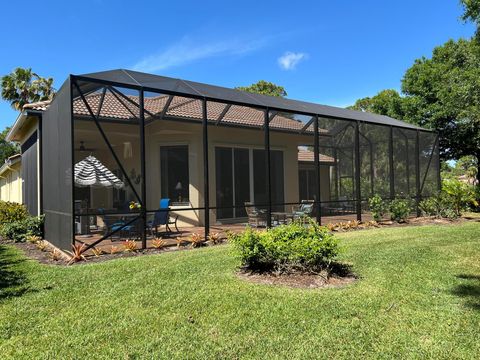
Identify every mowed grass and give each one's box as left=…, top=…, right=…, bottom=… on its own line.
left=0, top=222, right=479, bottom=359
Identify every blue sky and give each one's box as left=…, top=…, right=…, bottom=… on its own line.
left=0, top=0, right=474, bottom=129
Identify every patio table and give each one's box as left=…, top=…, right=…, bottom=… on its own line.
left=271, top=212, right=293, bottom=225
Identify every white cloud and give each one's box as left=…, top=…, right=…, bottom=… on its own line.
left=132, top=36, right=269, bottom=73
left=277, top=51, right=307, bottom=70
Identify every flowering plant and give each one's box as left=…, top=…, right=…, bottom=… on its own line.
left=129, top=201, right=141, bottom=210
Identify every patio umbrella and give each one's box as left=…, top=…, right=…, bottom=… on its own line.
left=74, top=155, right=125, bottom=189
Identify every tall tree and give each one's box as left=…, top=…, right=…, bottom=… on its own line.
left=236, top=80, right=287, bottom=97
left=0, top=127, right=19, bottom=165
left=347, top=89, right=406, bottom=120
left=401, top=38, right=480, bottom=184
left=1, top=67, right=55, bottom=111
left=461, top=0, right=480, bottom=38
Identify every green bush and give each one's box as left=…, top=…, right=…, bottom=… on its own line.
left=419, top=192, right=457, bottom=219
left=0, top=215, right=44, bottom=242
left=0, top=201, right=28, bottom=224
left=368, top=194, right=388, bottom=221
left=442, top=179, right=478, bottom=217
left=228, top=219, right=340, bottom=273
left=389, top=198, right=412, bottom=222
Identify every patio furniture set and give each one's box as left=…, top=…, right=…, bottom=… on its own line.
left=245, top=201, right=314, bottom=228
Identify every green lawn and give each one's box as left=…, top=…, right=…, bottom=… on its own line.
left=1, top=222, right=479, bottom=359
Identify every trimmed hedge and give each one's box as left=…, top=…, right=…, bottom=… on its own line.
left=228, top=219, right=340, bottom=273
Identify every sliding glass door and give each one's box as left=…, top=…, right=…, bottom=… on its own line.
left=215, top=147, right=250, bottom=219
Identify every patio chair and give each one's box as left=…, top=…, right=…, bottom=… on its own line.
left=99, top=209, right=141, bottom=240
left=147, top=198, right=179, bottom=236
left=291, top=200, right=314, bottom=221
left=244, top=202, right=269, bottom=227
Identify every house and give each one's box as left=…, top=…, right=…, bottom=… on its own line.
left=5, top=69, right=440, bottom=251
left=0, top=154, right=22, bottom=203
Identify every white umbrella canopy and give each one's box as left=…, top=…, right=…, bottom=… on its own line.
left=74, top=155, right=125, bottom=189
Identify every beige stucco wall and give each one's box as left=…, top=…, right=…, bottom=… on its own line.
left=74, top=119, right=332, bottom=228
left=0, top=162, right=22, bottom=203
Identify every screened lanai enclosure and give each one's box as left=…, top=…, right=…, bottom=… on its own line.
left=42, top=70, right=440, bottom=251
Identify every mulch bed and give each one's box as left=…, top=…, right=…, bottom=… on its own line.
left=237, top=270, right=357, bottom=289
left=1, top=216, right=479, bottom=267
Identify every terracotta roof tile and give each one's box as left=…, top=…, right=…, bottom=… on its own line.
left=72, top=92, right=325, bottom=133
left=298, top=149, right=334, bottom=163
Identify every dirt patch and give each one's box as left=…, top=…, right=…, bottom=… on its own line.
left=237, top=265, right=357, bottom=289
left=1, top=240, right=69, bottom=266
left=0, top=239, right=226, bottom=266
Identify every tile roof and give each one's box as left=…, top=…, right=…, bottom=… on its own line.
left=23, top=100, right=51, bottom=111
left=72, top=92, right=322, bottom=133
left=297, top=150, right=334, bottom=163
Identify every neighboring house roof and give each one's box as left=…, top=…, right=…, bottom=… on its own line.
left=23, top=100, right=51, bottom=111
left=297, top=150, right=334, bottom=163
left=0, top=154, right=21, bottom=176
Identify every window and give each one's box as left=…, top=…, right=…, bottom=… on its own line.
left=160, top=145, right=189, bottom=204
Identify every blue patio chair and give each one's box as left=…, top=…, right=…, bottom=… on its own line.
left=147, top=198, right=179, bottom=236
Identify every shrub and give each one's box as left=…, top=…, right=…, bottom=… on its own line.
left=419, top=192, right=457, bottom=219
left=0, top=216, right=44, bottom=242
left=442, top=179, right=478, bottom=217
left=389, top=198, right=412, bottom=222
left=368, top=194, right=388, bottom=221
left=0, top=201, right=28, bottom=224
left=228, top=219, right=340, bottom=273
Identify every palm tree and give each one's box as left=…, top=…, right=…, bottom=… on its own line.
left=1, top=67, right=55, bottom=111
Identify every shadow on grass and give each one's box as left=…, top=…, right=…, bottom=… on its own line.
left=451, top=274, right=480, bottom=311
left=0, top=244, right=38, bottom=301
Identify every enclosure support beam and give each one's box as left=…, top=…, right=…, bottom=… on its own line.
left=415, top=130, right=421, bottom=216
left=313, top=115, right=321, bottom=225
left=354, top=121, right=362, bottom=221
left=264, top=109, right=272, bottom=228
left=389, top=126, right=395, bottom=199
left=333, top=148, right=339, bottom=200
left=139, top=90, right=147, bottom=250
left=202, top=99, right=210, bottom=238
left=436, top=134, right=442, bottom=191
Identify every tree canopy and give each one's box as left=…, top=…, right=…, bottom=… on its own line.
left=348, top=1, right=480, bottom=185
left=0, top=127, right=19, bottom=165
left=236, top=80, right=287, bottom=97
left=347, top=89, right=406, bottom=120
left=1, top=67, right=55, bottom=111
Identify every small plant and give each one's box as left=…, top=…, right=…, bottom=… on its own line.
left=26, top=234, right=42, bottom=244
left=35, top=240, right=48, bottom=251
left=208, top=232, right=221, bottom=245
left=50, top=249, right=62, bottom=261
left=365, top=220, right=379, bottom=228
left=389, top=198, right=412, bottom=222
left=368, top=194, right=388, bottom=221
left=189, top=233, right=206, bottom=248
left=91, top=247, right=104, bottom=257
left=123, top=239, right=137, bottom=252
left=152, top=238, right=168, bottom=249
left=67, top=244, right=87, bottom=264
left=129, top=201, right=142, bottom=210
left=326, top=223, right=338, bottom=232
